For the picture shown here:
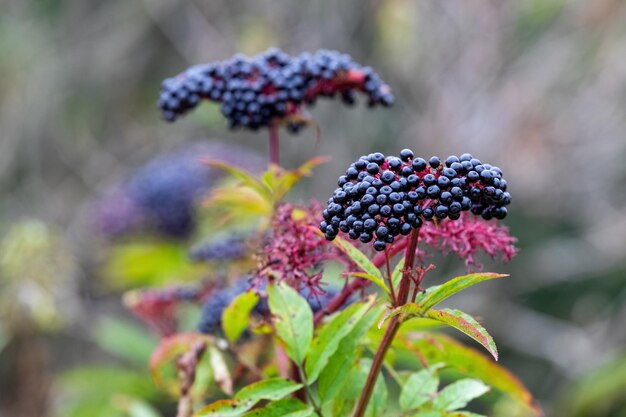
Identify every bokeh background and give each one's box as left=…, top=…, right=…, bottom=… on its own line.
left=1, top=0, right=626, bottom=416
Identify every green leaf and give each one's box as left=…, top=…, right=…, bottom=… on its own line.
left=326, top=358, right=386, bottom=417
left=418, top=273, right=507, bottom=313
left=426, top=309, right=498, bottom=361
left=222, top=290, right=259, bottom=343
left=399, top=364, right=444, bottom=412
left=241, top=398, right=314, bottom=417
left=93, top=318, right=157, bottom=368
left=236, top=378, right=304, bottom=403
left=399, top=332, right=539, bottom=415
left=195, top=378, right=303, bottom=417
left=349, top=272, right=390, bottom=294
left=306, top=297, right=376, bottom=383
left=318, top=233, right=386, bottom=290
left=391, top=257, right=405, bottom=290
left=447, top=413, right=487, bottom=417
left=318, top=305, right=383, bottom=402
left=268, top=283, right=313, bottom=365
left=204, top=160, right=273, bottom=202
left=432, top=379, right=490, bottom=411
left=410, top=413, right=442, bottom=417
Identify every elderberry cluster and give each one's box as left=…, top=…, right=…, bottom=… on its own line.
left=158, top=48, right=393, bottom=132
left=320, top=150, right=511, bottom=251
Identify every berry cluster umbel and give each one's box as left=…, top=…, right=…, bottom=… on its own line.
left=320, top=150, right=511, bottom=251
left=158, top=48, right=394, bottom=132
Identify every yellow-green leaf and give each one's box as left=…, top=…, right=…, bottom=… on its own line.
left=350, top=272, right=390, bottom=294
left=432, top=379, right=490, bottom=411
left=418, top=273, right=508, bottom=313
left=316, top=232, right=385, bottom=288
left=267, top=283, right=313, bottom=365
left=194, top=378, right=303, bottom=417
left=222, top=291, right=259, bottom=343
left=241, top=398, right=313, bottom=417
left=305, top=297, right=376, bottom=383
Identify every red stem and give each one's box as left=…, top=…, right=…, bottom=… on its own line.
left=352, top=229, right=420, bottom=417
left=269, top=125, right=280, bottom=165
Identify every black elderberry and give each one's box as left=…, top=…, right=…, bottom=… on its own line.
left=400, top=149, right=414, bottom=161
left=445, top=155, right=460, bottom=167
left=429, top=156, right=441, bottom=169
left=412, top=158, right=427, bottom=172
left=423, top=174, right=437, bottom=186
left=367, top=163, right=380, bottom=174
left=381, top=171, right=396, bottom=184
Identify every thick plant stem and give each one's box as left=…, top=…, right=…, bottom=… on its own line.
left=352, top=229, right=420, bottom=417
left=269, top=125, right=280, bottom=165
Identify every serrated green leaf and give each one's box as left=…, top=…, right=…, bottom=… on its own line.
left=241, top=398, right=314, bottom=417
left=316, top=232, right=386, bottom=289
left=326, top=358, right=386, bottom=417
left=268, top=283, right=313, bottom=365
left=350, top=272, right=390, bottom=294
left=447, top=412, right=487, bottom=417
left=391, top=257, right=405, bottom=290
left=194, top=379, right=303, bottom=417
left=318, top=305, right=383, bottom=403
left=399, top=364, right=444, bottom=412
left=236, top=378, right=304, bottom=403
left=306, top=298, right=376, bottom=383
left=222, top=290, right=259, bottom=343
left=194, top=399, right=247, bottom=417
left=418, top=273, right=507, bottom=313
left=432, top=379, right=490, bottom=411
left=398, top=332, right=539, bottom=415
left=426, top=309, right=498, bottom=360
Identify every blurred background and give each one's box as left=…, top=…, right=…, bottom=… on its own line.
left=1, top=0, right=626, bottom=416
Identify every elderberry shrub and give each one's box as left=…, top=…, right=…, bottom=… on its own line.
left=320, top=150, right=511, bottom=251
left=158, top=48, right=394, bottom=132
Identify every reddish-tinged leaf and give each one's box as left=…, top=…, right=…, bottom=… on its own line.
left=426, top=309, right=498, bottom=361
left=398, top=332, right=542, bottom=416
